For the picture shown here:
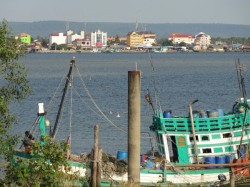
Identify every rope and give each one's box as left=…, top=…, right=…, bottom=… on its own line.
left=71, top=84, right=127, bottom=133
left=74, top=64, right=127, bottom=133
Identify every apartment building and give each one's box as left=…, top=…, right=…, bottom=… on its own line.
left=194, top=32, right=211, bottom=48
left=89, top=29, right=107, bottom=47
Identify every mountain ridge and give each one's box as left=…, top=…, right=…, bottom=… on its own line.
left=8, top=21, right=250, bottom=39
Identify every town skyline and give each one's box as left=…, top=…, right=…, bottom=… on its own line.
left=1, top=0, right=250, bottom=25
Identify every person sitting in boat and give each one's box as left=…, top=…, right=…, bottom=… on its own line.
left=23, top=131, right=35, bottom=152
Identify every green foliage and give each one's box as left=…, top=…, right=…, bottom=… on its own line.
left=179, top=42, right=186, bottom=47
left=211, top=37, right=250, bottom=45
left=0, top=19, right=31, bottom=184
left=4, top=136, right=85, bottom=186
left=157, top=38, right=173, bottom=46
left=0, top=18, right=30, bottom=166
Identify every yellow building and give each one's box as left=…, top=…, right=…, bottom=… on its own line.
left=126, top=32, right=143, bottom=47
left=127, top=31, right=156, bottom=47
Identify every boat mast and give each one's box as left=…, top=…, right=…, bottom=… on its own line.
left=51, top=58, right=75, bottom=139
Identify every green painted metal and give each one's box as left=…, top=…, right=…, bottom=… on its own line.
left=39, top=116, right=46, bottom=145
left=151, top=105, right=250, bottom=133
left=176, top=136, right=190, bottom=164
left=212, top=134, right=221, bottom=139
left=214, top=147, right=223, bottom=153
left=225, top=146, right=234, bottom=152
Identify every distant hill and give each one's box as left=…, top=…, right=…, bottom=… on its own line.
left=8, top=21, right=250, bottom=39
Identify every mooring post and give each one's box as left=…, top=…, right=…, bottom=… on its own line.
left=128, top=71, right=141, bottom=185
left=91, top=124, right=100, bottom=187
left=97, top=147, right=102, bottom=187
left=230, top=172, right=235, bottom=187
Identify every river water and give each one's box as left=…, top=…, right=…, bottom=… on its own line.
left=11, top=52, right=250, bottom=156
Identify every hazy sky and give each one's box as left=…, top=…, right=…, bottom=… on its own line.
left=1, top=0, right=250, bottom=25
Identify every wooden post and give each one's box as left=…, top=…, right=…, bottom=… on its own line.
left=128, top=71, right=141, bottom=185
left=230, top=172, right=235, bottom=187
left=97, top=148, right=102, bottom=187
left=91, top=125, right=99, bottom=187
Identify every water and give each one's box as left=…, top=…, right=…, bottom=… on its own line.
left=10, top=52, right=250, bottom=155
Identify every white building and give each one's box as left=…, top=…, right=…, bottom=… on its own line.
left=143, top=37, right=156, bottom=47
left=168, top=33, right=195, bottom=45
left=90, top=29, right=107, bottom=47
left=194, top=32, right=211, bottom=49
left=67, top=30, right=85, bottom=44
left=49, top=30, right=85, bottom=48
left=49, top=32, right=67, bottom=47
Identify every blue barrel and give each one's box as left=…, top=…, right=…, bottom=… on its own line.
left=163, top=110, right=172, bottom=118
left=145, top=161, right=155, bottom=168
left=217, top=109, right=224, bottom=116
left=225, top=154, right=235, bottom=163
left=205, top=156, right=216, bottom=168
left=239, top=146, right=245, bottom=158
left=193, top=112, right=199, bottom=118
left=207, top=110, right=219, bottom=118
left=200, top=111, right=208, bottom=118
left=117, top=151, right=128, bottom=160
left=215, top=156, right=226, bottom=168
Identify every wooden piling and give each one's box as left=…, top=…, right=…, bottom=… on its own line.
left=230, top=172, right=235, bottom=187
left=128, top=71, right=141, bottom=185
left=91, top=125, right=100, bottom=187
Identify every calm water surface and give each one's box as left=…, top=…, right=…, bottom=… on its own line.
left=11, top=52, right=250, bottom=155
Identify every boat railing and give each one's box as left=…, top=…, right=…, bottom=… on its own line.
left=152, top=113, right=250, bottom=132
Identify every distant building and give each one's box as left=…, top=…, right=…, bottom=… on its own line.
left=72, top=38, right=91, bottom=49
left=88, top=29, right=107, bottom=47
left=49, top=32, right=67, bottom=47
left=127, top=31, right=143, bottom=47
left=168, top=33, right=195, bottom=45
left=194, top=32, right=211, bottom=49
left=49, top=30, right=85, bottom=48
left=107, top=36, right=127, bottom=45
left=19, top=33, right=31, bottom=45
left=67, top=30, right=85, bottom=44
left=127, top=31, right=156, bottom=47
left=141, top=31, right=157, bottom=46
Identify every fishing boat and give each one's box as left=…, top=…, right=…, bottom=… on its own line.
left=13, top=58, right=250, bottom=186
left=144, top=59, right=250, bottom=186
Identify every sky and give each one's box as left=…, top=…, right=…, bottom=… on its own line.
left=1, top=0, right=250, bottom=25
